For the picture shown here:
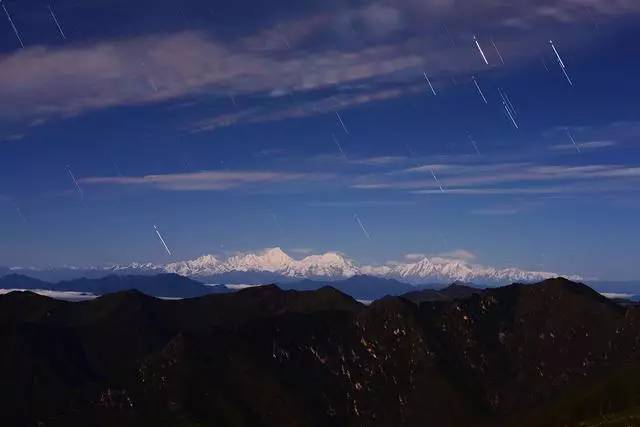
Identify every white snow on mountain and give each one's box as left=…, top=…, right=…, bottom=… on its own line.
left=158, top=247, right=578, bottom=285
left=165, top=247, right=360, bottom=279
left=6, top=247, right=579, bottom=285
left=165, top=255, right=221, bottom=276
left=361, top=256, right=569, bottom=284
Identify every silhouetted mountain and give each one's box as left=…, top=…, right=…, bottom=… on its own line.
left=282, top=275, right=415, bottom=300
left=402, top=283, right=485, bottom=304
left=2, top=278, right=640, bottom=426
left=0, top=273, right=228, bottom=298
left=0, top=273, right=51, bottom=290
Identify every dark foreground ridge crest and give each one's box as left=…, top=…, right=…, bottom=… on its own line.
left=1, top=278, right=640, bottom=426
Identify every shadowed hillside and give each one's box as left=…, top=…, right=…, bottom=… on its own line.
left=1, top=278, right=640, bottom=426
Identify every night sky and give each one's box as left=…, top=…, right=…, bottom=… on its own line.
left=1, top=0, right=640, bottom=281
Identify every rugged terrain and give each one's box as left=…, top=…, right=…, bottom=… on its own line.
left=1, top=278, right=640, bottom=426
left=3, top=247, right=571, bottom=285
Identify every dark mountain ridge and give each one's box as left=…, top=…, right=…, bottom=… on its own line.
left=401, top=283, right=485, bottom=303
left=0, top=273, right=228, bottom=298
left=281, top=274, right=416, bottom=300
left=2, top=278, right=640, bottom=426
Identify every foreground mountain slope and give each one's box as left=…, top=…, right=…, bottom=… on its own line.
left=1, top=278, right=639, bottom=426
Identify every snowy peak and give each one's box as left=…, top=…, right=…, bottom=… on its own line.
left=362, top=255, right=566, bottom=285
left=263, top=247, right=292, bottom=260
left=165, top=255, right=221, bottom=276
left=296, top=252, right=359, bottom=278
left=223, top=247, right=295, bottom=273
left=159, top=249, right=576, bottom=285
left=35, top=249, right=579, bottom=285
left=164, top=248, right=358, bottom=279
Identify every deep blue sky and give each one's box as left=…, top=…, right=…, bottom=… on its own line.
left=1, top=0, right=640, bottom=280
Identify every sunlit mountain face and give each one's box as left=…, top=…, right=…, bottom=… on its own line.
left=1, top=0, right=640, bottom=283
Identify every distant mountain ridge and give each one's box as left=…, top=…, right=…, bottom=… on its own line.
left=5, top=247, right=579, bottom=285
left=0, top=273, right=228, bottom=299
left=0, top=273, right=470, bottom=301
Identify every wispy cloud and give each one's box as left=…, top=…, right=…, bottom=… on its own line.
left=404, top=253, right=426, bottom=261
left=190, top=85, right=425, bottom=132
left=0, top=30, right=427, bottom=122
left=401, top=249, right=476, bottom=262
left=550, top=140, right=617, bottom=151
left=349, top=156, right=410, bottom=166
left=438, top=249, right=477, bottom=261
left=307, top=199, right=416, bottom=208
left=289, top=248, right=315, bottom=255
left=2, top=0, right=636, bottom=127
left=80, top=170, right=332, bottom=191
left=0, top=133, right=24, bottom=142
left=470, top=207, right=521, bottom=216
left=545, top=120, right=640, bottom=149
left=353, top=162, right=640, bottom=195
left=414, top=187, right=571, bottom=195
left=494, top=0, right=640, bottom=28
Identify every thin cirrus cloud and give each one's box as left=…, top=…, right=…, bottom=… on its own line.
left=0, top=30, right=426, bottom=122
left=348, top=156, right=411, bottom=166
left=79, top=170, right=332, bottom=191
left=470, top=207, right=521, bottom=216
left=1, top=133, right=25, bottom=142
left=1, top=0, right=638, bottom=127
left=550, top=140, right=617, bottom=151
left=401, top=249, right=476, bottom=262
left=496, top=0, right=640, bottom=28
left=352, top=162, right=640, bottom=194
left=189, top=85, right=425, bottom=132
left=438, top=249, right=477, bottom=261
left=542, top=120, right=640, bottom=153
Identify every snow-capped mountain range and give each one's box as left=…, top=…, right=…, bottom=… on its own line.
left=164, top=248, right=360, bottom=279
left=162, top=247, right=577, bottom=285
left=5, top=247, right=581, bottom=285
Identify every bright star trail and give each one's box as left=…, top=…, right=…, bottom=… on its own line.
left=472, top=76, right=488, bottom=104
left=154, top=225, right=172, bottom=256
left=353, top=214, right=371, bottom=240
left=424, top=72, right=437, bottom=95
left=473, top=34, right=489, bottom=65
left=1, top=0, right=24, bottom=48
left=48, top=4, right=66, bottom=40
left=550, top=39, right=573, bottom=86
left=336, top=112, right=349, bottom=135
